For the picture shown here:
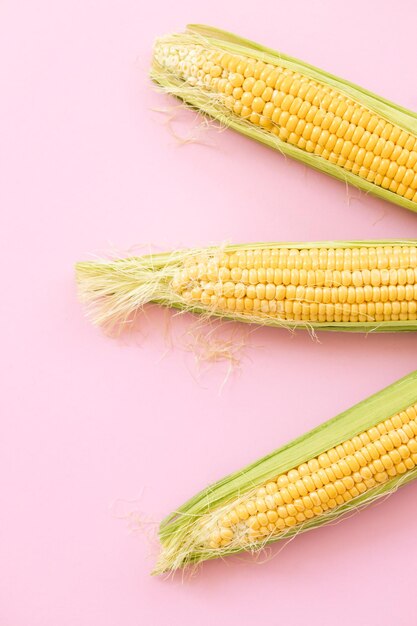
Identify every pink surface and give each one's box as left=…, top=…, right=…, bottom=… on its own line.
left=2, top=1, right=417, bottom=624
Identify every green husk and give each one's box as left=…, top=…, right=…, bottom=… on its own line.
left=76, top=240, right=417, bottom=333
left=151, top=24, right=417, bottom=213
left=154, top=369, right=417, bottom=574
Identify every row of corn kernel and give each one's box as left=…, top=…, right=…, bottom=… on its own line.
left=192, top=267, right=417, bottom=287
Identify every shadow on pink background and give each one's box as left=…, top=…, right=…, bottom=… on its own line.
left=1, top=1, right=417, bottom=624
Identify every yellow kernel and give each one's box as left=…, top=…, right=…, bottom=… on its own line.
left=257, top=512, right=269, bottom=526
left=252, top=80, right=266, bottom=97
left=220, top=527, right=234, bottom=540
left=266, top=510, right=278, bottom=524
left=252, top=97, right=265, bottom=114
left=248, top=515, right=260, bottom=531
left=277, top=474, right=289, bottom=489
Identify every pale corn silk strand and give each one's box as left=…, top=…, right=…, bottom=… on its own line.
left=154, top=371, right=417, bottom=574
left=75, top=241, right=417, bottom=334
left=150, top=25, right=417, bottom=213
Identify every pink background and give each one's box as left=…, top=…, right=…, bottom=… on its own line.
left=2, top=1, right=417, bottom=624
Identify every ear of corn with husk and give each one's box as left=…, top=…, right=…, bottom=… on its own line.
left=76, top=240, right=417, bottom=333
left=153, top=369, right=417, bottom=574
left=151, top=24, right=417, bottom=213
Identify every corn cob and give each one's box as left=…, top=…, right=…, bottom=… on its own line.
left=76, top=241, right=417, bottom=332
left=151, top=25, right=417, bottom=213
left=154, top=369, right=417, bottom=573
